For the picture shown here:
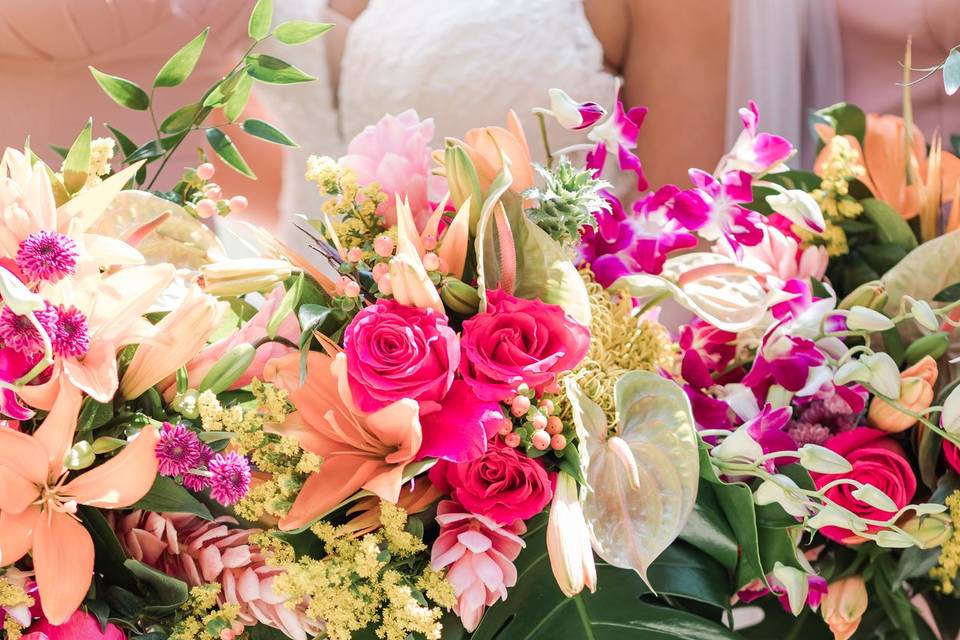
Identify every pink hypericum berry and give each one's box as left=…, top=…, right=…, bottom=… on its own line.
left=422, top=252, right=440, bottom=272
left=531, top=430, right=551, bottom=451
left=196, top=198, right=217, bottom=219
left=497, top=418, right=513, bottom=436
left=550, top=434, right=567, bottom=450
left=374, top=235, right=395, bottom=257
left=196, top=163, right=216, bottom=180
left=335, top=275, right=352, bottom=295
left=344, top=281, right=361, bottom=298
left=228, top=195, right=248, bottom=213
left=540, top=399, right=555, bottom=415
left=346, top=247, right=364, bottom=263
left=504, top=432, right=521, bottom=448
left=546, top=416, right=564, bottom=435
left=531, top=413, right=547, bottom=430
left=378, top=274, right=393, bottom=295
left=372, top=262, right=390, bottom=282
left=510, top=395, right=531, bottom=417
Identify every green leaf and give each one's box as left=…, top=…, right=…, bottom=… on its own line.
left=205, top=127, right=256, bottom=178
left=125, top=559, right=189, bottom=616
left=248, top=0, right=273, bottom=39
left=274, top=20, right=334, bottom=44
left=472, top=519, right=739, bottom=639
left=79, top=506, right=138, bottom=591
left=811, top=102, right=867, bottom=145
left=63, top=119, right=92, bottom=194
left=154, top=28, right=209, bottom=88
left=679, top=480, right=739, bottom=572
left=297, top=303, right=347, bottom=382
left=125, top=140, right=164, bottom=164
left=77, top=396, right=114, bottom=433
left=244, top=53, right=317, bottom=84
left=106, top=124, right=138, bottom=158
left=130, top=475, right=213, bottom=520
left=159, top=103, right=201, bottom=134
left=224, top=74, right=254, bottom=122
left=89, top=66, right=150, bottom=110
left=241, top=118, right=297, bottom=146
left=859, top=198, right=918, bottom=251
left=944, top=48, right=960, bottom=96
left=267, top=272, right=304, bottom=338
left=934, top=281, right=960, bottom=302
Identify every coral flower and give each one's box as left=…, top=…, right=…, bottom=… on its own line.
left=458, top=110, right=534, bottom=194
left=0, top=385, right=158, bottom=624
left=264, top=351, right=422, bottom=531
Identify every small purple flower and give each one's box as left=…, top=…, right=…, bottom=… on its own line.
left=718, top=100, right=795, bottom=176
left=586, top=88, right=648, bottom=190
left=0, top=303, right=58, bottom=354
left=208, top=451, right=251, bottom=506
left=51, top=305, right=90, bottom=358
left=182, top=444, right=214, bottom=492
left=155, top=422, right=202, bottom=477
left=16, top=230, right=78, bottom=283
left=669, top=169, right=764, bottom=256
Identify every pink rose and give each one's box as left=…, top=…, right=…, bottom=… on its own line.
left=460, top=290, right=590, bottom=402
left=344, top=299, right=459, bottom=413
left=26, top=608, right=125, bottom=639
left=811, top=428, right=916, bottom=542
left=430, top=442, right=554, bottom=524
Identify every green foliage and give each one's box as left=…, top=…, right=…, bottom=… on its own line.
left=130, top=475, right=214, bottom=520
left=89, top=67, right=151, bottom=110
left=206, top=127, right=255, bottom=178
left=811, top=102, right=867, bottom=146
left=62, top=118, right=93, bottom=193
left=242, top=118, right=298, bottom=146
left=154, top=28, right=209, bottom=88
left=248, top=0, right=273, bottom=39
left=245, top=53, right=317, bottom=84
left=275, top=20, right=334, bottom=45
left=525, top=158, right=609, bottom=246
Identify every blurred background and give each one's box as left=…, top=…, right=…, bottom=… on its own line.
left=0, top=0, right=956, bottom=238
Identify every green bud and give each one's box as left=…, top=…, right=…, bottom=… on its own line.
left=92, top=436, right=127, bottom=454
left=198, top=342, right=257, bottom=394
left=904, top=332, right=950, bottom=365
left=900, top=512, right=953, bottom=548
left=64, top=441, right=95, bottom=470
left=838, top=281, right=887, bottom=311
left=440, top=277, right=481, bottom=315
left=172, top=388, right=200, bottom=419
left=444, top=144, right=482, bottom=233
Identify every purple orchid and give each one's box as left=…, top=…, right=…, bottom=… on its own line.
left=743, top=331, right=828, bottom=400
left=742, top=404, right=799, bottom=469
left=738, top=573, right=828, bottom=614
left=718, top=100, right=795, bottom=176
left=547, top=88, right=606, bottom=131
left=586, top=88, right=648, bottom=190
left=669, top=169, right=765, bottom=256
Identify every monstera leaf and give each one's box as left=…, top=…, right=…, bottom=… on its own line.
left=614, top=253, right=789, bottom=333
left=470, top=517, right=739, bottom=640
left=566, top=372, right=699, bottom=586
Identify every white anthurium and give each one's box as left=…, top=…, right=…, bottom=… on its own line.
left=565, top=373, right=699, bottom=589
left=711, top=426, right=763, bottom=464
left=844, top=306, right=894, bottom=332
left=907, top=297, right=939, bottom=332
left=754, top=475, right=809, bottom=518
left=766, top=189, right=825, bottom=236
left=851, top=484, right=898, bottom=512
left=798, top=444, right=853, bottom=474
left=772, top=562, right=810, bottom=616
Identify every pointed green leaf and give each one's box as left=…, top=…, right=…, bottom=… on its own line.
left=106, top=124, right=138, bottom=158
left=944, top=49, right=960, bottom=96
left=154, top=28, right=209, bottom=88
left=267, top=273, right=304, bottom=338
left=63, top=119, right=92, bottom=194
left=274, top=20, right=334, bottom=45
left=89, top=66, right=150, bottom=110
left=248, top=0, right=273, bottom=39
left=50, top=145, right=69, bottom=160
left=241, top=118, right=297, bottom=146
left=159, top=103, right=201, bottom=134
left=224, top=74, right=254, bottom=122
left=245, top=53, right=316, bottom=84
left=130, top=475, right=213, bottom=520
left=205, top=127, right=256, bottom=179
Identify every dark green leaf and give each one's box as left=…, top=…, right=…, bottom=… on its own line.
left=79, top=506, right=138, bottom=591
left=241, top=118, right=297, bottom=146
left=131, top=475, right=213, bottom=520
left=248, top=0, right=273, bottom=39
left=205, top=127, right=256, bottom=178
left=77, top=396, right=114, bottom=432
left=50, top=144, right=69, bottom=159
left=873, top=554, right=919, bottom=639
left=105, top=586, right=145, bottom=618
left=224, top=74, right=254, bottom=123
left=860, top=198, right=919, bottom=250
left=811, top=102, right=867, bottom=145
left=944, top=49, right=960, bottom=96
left=63, top=119, right=92, bottom=193
left=126, top=140, right=164, bottom=164
left=154, top=28, right=209, bottom=88
left=89, top=66, right=150, bottom=110
left=679, top=481, right=739, bottom=571
left=274, top=20, right=334, bottom=45
left=106, top=125, right=138, bottom=158
left=904, top=331, right=950, bottom=365
left=159, top=103, right=201, bottom=134
left=247, top=625, right=292, bottom=640
left=125, top=559, right=189, bottom=616
left=245, top=53, right=317, bottom=84
left=934, top=282, right=960, bottom=302
left=881, top=327, right=906, bottom=367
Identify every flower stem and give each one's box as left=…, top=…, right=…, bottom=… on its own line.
left=535, top=112, right=554, bottom=169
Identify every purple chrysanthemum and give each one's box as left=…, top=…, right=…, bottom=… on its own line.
left=51, top=305, right=90, bottom=358
left=208, top=451, right=251, bottom=506
left=16, top=230, right=78, bottom=283
left=155, top=422, right=202, bottom=477
left=182, top=444, right=214, bottom=492
left=0, top=303, right=58, bottom=354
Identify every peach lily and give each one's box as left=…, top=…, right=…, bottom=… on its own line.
left=264, top=350, right=422, bottom=531
left=0, top=385, right=159, bottom=624
left=458, top=110, right=534, bottom=195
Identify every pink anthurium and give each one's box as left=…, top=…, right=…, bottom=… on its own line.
left=0, top=385, right=158, bottom=624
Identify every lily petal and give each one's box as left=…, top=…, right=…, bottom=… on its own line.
left=0, top=505, right=39, bottom=566
left=63, top=425, right=158, bottom=508
left=32, top=383, right=82, bottom=474
left=63, top=340, right=119, bottom=403
left=0, top=425, right=49, bottom=485
left=33, top=509, right=95, bottom=625
left=279, top=457, right=381, bottom=531
left=438, top=197, right=471, bottom=279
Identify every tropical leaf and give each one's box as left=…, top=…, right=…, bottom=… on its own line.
left=130, top=475, right=213, bottom=520
left=154, top=28, right=209, bottom=88
left=274, top=20, right=334, bottom=45
left=206, top=127, right=256, bottom=178
left=859, top=198, right=918, bottom=250
left=89, top=67, right=150, bottom=110
left=566, top=372, right=699, bottom=586
left=241, top=118, right=297, bottom=146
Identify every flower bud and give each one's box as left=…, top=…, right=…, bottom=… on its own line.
left=64, top=441, right=95, bottom=470
left=754, top=475, right=810, bottom=517
left=850, top=483, right=898, bottom=512
left=766, top=189, right=825, bottom=234
left=172, top=388, right=200, bottom=419
left=867, top=376, right=933, bottom=433
left=439, top=277, right=481, bottom=315
left=908, top=297, right=939, bottom=332
left=771, top=563, right=809, bottom=616
left=444, top=143, right=483, bottom=232
left=198, top=343, right=257, bottom=394
left=942, top=384, right=960, bottom=434
left=844, top=306, right=894, bottom=332
left=798, top=444, right=853, bottom=474
left=200, top=258, right=293, bottom=296
left=899, top=513, right=953, bottom=549
left=835, top=353, right=900, bottom=398
left=547, top=88, right=606, bottom=131
left=821, top=576, right=867, bottom=640
left=711, top=426, right=763, bottom=464
left=904, top=332, right=950, bottom=365
left=838, top=281, right=887, bottom=311
left=547, top=472, right=596, bottom=597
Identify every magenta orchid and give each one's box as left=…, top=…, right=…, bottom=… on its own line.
left=586, top=88, right=648, bottom=190
left=546, top=88, right=606, bottom=131
left=670, top=169, right=764, bottom=255
left=738, top=573, right=828, bottom=615
left=718, top=100, right=795, bottom=176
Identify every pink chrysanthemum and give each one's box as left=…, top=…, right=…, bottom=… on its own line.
left=51, top=305, right=90, bottom=358
left=182, top=444, right=214, bottom=492
left=208, top=451, right=251, bottom=506
left=15, top=230, right=78, bottom=283
left=155, top=422, right=202, bottom=477
left=0, top=303, right=57, bottom=354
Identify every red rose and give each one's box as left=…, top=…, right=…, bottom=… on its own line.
left=811, top=428, right=916, bottom=543
left=460, top=290, right=590, bottom=402
left=429, top=442, right=554, bottom=524
left=944, top=440, right=960, bottom=474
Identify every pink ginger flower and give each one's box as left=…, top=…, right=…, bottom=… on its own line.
left=112, top=511, right=323, bottom=640
left=717, top=100, right=794, bottom=176
left=340, top=109, right=446, bottom=230
left=430, top=500, right=526, bottom=632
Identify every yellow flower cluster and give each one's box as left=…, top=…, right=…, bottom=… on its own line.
left=269, top=503, right=452, bottom=640
left=169, top=584, right=241, bottom=640
left=0, top=571, right=32, bottom=639
left=305, top=155, right=388, bottom=258
left=198, top=380, right=314, bottom=522
left=931, top=491, right=960, bottom=593
left=558, top=270, right=679, bottom=424
left=798, top=136, right=866, bottom=257
left=89, top=137, right=116, bottom=177
left=4, top=618, right=22, bottom=640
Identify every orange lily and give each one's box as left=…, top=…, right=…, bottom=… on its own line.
left=442, top=110, right=533, bottom=195
left=0, top=385, right=158, bottom=624
left=264, top=350, right=422, bottom=531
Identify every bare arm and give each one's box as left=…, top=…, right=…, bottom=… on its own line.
left=585, top=0, right=732, bottom=188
